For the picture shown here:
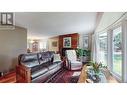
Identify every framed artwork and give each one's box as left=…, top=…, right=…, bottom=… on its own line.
left=63, top=37, right=71, bottom=48
left=52, top=41, right=57, bottom=47
left=83, top=35, right=89, bottom=49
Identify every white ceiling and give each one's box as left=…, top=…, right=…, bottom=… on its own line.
left=15, top=12, right=98, bottom=39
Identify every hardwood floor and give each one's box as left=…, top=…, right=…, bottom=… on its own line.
left=0, top=71, right=16, bottom=83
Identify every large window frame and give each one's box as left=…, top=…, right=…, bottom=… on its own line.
left=97, top=25, right=123, bottom=82
left=110, top=26, right=122, bottom=80
left=96, top=20, right=127, bottom=82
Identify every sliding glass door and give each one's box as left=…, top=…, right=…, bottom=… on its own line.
left=112, top=27, right=122, bottom=77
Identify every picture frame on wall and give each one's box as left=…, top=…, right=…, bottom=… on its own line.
left=63, top=37, right=71, bottom=48
left=83, top=35, right=89, bottom=49
left=52, top=41, right=57, bottom=47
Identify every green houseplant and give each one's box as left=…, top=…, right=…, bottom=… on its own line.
left=76, top=48, right=84, bottom=57
left=88, top=61, right=102, bottom=74
left=76, top=48, right=91, bottom=62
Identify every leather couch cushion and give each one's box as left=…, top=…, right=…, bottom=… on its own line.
left=20, top=53, right=38, bottom=62
left=39, top=62, right=50, bottom=69
left=41, top=51, right=54, bottom=62
left=31, top=65, right=40, bottom=73
left=48, top=63, right=58, bottom=70
left=41, top=52, right=50, bottom=58
left=39, top=58, right=50, bottom=64
left=31, top=67, right=48, bottom=79
left=21, top=61, right=39, bottom=68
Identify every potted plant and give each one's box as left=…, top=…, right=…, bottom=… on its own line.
left=76, top=48, right=91, bottom=62
left=76, top=48, right=84, bottom=57
left=89, top=62, right=102, bottom=74
left=82, top=49, right=91, bottom=62
left=88, top=61, right=102, bottom=82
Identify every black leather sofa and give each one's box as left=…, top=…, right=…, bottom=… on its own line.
left=16, top=51, right=63, bottom=83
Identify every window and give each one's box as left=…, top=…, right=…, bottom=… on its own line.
left=112, top=27, right=122, bottom=77
left=98, top=32, right=108, bottom=66
left=39, top=39, right=47, bottom=51
left=39, top=40, right=47, bottom=50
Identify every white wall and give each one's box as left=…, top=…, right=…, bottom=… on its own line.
left=0, top=26, right=27, bottom=72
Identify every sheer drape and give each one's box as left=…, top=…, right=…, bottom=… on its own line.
left=91, top=32, right=100, bottom=62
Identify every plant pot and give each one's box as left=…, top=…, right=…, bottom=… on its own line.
left=81, top=56, right=89, bottom=62
left=92, top=75, right=101, bottom=83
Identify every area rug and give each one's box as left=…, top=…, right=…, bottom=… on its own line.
left=48, top=69, right=81, bottom=83
left=69, top=71, right=81, bottom=83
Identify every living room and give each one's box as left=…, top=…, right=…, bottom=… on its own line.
left=1, top=0, right=127, bottom=95
left=0, top=12, right=127, bottom=83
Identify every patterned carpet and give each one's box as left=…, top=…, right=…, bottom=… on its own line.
left=48, top=69, right=81, bottom=83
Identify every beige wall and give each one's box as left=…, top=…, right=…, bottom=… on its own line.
left=48, top=37, right=59, bottom=52
left=0, top=26, right=27, bottom=72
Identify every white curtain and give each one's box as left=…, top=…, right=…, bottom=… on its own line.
left=91, top=34, right=95, bottom=61
left=78, top=33, right=83, bottom=48
left=91, top=32, right=100, bottom=62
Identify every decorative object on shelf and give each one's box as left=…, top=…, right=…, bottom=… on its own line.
left=63, top=37, right=71, bottom=48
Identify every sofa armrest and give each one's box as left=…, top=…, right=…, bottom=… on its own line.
left=16, top=64, right=31, bottom=83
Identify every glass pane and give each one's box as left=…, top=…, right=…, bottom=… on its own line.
left=112, top=27, right=122, bottom=76
left=40, top=41, right=47, bottom=49
left=99, top=32, right=107, bottom=66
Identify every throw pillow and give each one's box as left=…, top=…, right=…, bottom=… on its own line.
left=53, top=54, right=61, bottom=62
